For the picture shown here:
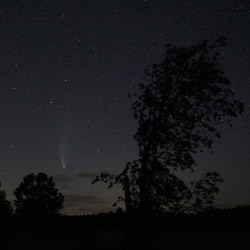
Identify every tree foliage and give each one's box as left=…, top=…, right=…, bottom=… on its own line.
left=0, top=183, right=12, bottom=217
left=93, top=37, right=243, bottom=214
left=14, top=173, right=64, bottom=216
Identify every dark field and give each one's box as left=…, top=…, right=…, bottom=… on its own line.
left=1, top=207, right=250, bottom=250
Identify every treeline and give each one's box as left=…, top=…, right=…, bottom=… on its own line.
left=78, top=206, right=250, bottom=231
left=2, top=205, right=249, bottom=230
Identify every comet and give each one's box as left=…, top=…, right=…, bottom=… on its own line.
left=59, top=137, right=68, bottom=170
left=61, top=157, right=66, bottom=169
left=59, top=126, right=72, bottom=170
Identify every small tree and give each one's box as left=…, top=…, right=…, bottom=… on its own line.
left=93, top=37, right=243, bottom=215
left=14, top=173, right=64, bottom=216
left=0, top=183, right=12, bottom=217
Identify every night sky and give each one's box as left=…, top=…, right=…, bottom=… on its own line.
left=0, top=0, right=250, bottom=215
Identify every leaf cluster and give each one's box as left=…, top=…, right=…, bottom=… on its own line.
left=131, top=37, right=243, bottom=171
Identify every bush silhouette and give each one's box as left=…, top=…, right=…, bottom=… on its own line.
left=14, top=172, right=64, bottom=216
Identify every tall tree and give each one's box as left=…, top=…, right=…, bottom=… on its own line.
left=94, top=37, right=243, bottom=215
left=14, top=173, right=64, bottom=216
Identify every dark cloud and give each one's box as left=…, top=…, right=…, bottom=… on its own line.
left=77, top=173, right=96, bottom=179
left=78, top=207, right=113, bottom=214
left=78, top=207, right=95, bottom=213
left=64, top=194, right=104, bottom=206
left=214, top=204, right=242, bottom=209
left=53, top=175, right=72, bottom=185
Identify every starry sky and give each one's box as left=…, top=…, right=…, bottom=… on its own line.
left=0, top=0, right=250, bottom=215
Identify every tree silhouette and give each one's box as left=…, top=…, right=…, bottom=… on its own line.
left=14, top=173, right=64, bottom=216
left=0, top=183, right=12, bottom=217
left=93, top=37, right=244, bottom=215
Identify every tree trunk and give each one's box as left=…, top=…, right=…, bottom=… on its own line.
left=124, top=175, right=132, bottom=214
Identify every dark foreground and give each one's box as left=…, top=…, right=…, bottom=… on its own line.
left=1, top=207, right=250, bottom=250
